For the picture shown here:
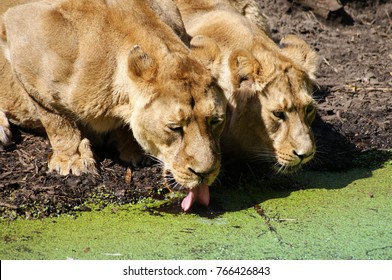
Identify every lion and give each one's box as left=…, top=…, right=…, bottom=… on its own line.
left=0, top=0, right=227, bottom=211
left=0, top=0, right=46, bottom=149
left=176, top=0, right=318, bottom=173
left=0, top=0, right=191, bottom=163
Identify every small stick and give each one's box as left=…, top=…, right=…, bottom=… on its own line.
left=322, top=56, right=339, bottom=73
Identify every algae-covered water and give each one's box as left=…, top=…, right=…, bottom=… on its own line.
left=1, top=163, right=391, bottom=260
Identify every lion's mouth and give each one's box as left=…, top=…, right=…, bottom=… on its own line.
left=163, top=169, right=210, bottom=211
left=274, top=151, right=315, bottom=173
left=180, top=184, right=210, bottom=212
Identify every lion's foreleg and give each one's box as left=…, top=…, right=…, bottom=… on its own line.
left=35, top=104, right=97, bottom=176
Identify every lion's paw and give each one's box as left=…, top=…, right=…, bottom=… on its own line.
left=48, top=138, right=98, bottom=176
left=0, top=111, right=14, bottom=150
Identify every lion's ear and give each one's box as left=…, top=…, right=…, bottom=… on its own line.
left=190, top=35, right=221, bottom=74
left=279, top=35, right=318, bottom=80
left=228, top=49, right=264, bottom=94
left=128, top=45, right=157, bottom=82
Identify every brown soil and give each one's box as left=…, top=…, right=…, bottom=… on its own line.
left=1, top=0, right=391, bottom=219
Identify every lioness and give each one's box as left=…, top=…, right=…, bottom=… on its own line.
left=0, top=0, right=190, bottom=162
left=0, top=0, right=226, bottom=211
left=176, top=0, right=318, bottom=173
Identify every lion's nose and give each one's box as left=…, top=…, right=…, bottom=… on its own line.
left=293, top=150, right=314, bottom=162
left=188, top=167, right=214, bottom=180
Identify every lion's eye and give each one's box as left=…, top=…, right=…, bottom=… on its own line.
left=210, top=117, right=224, bottom=126
left=273, top=111, right=285, bottom=120
left=167, top=124, right=183, bottom=133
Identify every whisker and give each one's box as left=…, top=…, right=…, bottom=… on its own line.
left=145, top=153, right=164, bottom=165
left=247, top=151, right=276, bottom=157
left=162, top=169, right=188, bottom=191
left=213, top=176, right=222, bottom=187
left=246, top=146, right=275, bottom=153
left=314, top=149, right=328, bottom=155
left=165, top=177, right=180, bottom=190
left=249, top=155, right=276, bottom=164
left=245, top=148, right=277, bottom=164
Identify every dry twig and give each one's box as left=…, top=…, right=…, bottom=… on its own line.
left=322, top=56, right=339, bottom=73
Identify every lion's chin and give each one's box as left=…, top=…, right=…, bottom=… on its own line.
left=181, top=184, right=210, bottom=212
left=273, top=162, right=302, bottom=174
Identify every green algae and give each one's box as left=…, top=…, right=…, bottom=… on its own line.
left=1, top=164, right=391, bottom=260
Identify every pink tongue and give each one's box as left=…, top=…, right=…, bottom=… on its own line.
left=181, top=184, right=210, bottom=212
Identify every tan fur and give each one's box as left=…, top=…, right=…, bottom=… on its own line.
left=0, top=0, right=45, bottom=149
left=176, top=0, right=318, bottom=172
left=0, top=0, right=226, bottom=189
left=146, top=0, right=191, bottom=45
left=226, top=0, right=271, bottom=36
left=0, top=0, right=189, bottom=157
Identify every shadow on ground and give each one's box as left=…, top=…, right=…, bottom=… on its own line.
left=151, top=149, right=391, bottom=218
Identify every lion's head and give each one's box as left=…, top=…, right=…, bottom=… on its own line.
left=125, top=46, right=226, bottom=209
left=190, top=34, right=317, bottom=173
left=225, top=35, right=318, bottom=172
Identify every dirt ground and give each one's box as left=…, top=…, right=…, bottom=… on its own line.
left=1, top=0, right=391, bottom=219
